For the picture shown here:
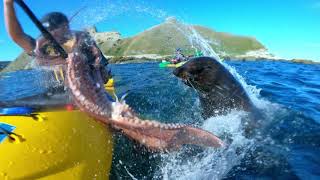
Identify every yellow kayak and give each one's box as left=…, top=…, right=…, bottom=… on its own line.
left=0, top=110, right=113, bottom=180
left=0, top=78, right=116, bottom=180
left=105, top=78, right=114, bottom=91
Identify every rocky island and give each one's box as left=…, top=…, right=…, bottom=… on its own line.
left=1, top=17, right=318, bottom=73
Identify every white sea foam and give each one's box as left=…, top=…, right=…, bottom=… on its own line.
left=159, top=110, right=254, bottom=180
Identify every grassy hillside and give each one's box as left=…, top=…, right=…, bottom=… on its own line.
left=1, top=52, right=32, bottom=73
left=103, top=18, right=265, bottom=56
left=2, top=18, right=267, bottom=73
left=193, top=26, right=265, bottom=55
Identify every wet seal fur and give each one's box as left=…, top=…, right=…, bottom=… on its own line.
left=173, top=56, right=257, bottom=119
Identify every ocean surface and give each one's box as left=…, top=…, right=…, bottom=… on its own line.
left=0, top=60, right=319, bottom=179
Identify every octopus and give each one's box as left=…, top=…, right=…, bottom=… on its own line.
left=66, top=52, right=224, bottom=151
left=9, top=0, right=223, bottom=151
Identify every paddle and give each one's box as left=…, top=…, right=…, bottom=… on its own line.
left=14, top=0, right=68, bottom=58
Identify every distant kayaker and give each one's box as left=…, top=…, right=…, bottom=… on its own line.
left=3, top=0, right=111, bottom=89
left=171, top=48, right=186, bottom=64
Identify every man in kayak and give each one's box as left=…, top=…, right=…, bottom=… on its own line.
left=171, top=48, right=186, bottom=64
left=3, top=0, right=111, bottom=103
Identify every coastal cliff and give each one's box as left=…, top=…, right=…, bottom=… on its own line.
left=1, top=18, right=317, bottom=73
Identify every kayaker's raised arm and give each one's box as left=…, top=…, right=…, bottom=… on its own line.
left=3, top=0, right=36, bottom=54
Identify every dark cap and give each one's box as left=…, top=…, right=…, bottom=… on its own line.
left=41, top=12, right=69, bottom=31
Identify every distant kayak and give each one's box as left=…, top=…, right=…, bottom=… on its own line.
left=159, top=61, right=186, bottom=68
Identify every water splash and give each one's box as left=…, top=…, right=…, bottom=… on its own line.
left=71, top=0, right=169, bottom=29
left=51, top=2, right=282, bottom=178
left=157, top=19, right=280, bottom=179
left=159, top=111, right=254, bottom=180
left=169, top=19, right=221, bottom=60
left=168, top=19, right=274, bottom=110
left=70, top=3, right=277, bottom=178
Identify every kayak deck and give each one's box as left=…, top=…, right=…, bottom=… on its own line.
left=0, top=110, right=113, bottom=179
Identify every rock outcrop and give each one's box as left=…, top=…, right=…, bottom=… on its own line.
left=0, top=61, right=10, bottom=71
left=1, top=53, right=32, bottom=73
left=86, top=26, right=121, bottom=50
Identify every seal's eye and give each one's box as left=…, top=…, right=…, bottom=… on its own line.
left=190, top=67, right=204, bottom=75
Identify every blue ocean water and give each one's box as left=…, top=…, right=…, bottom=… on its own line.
left=0, top=60, right=319, bottom=179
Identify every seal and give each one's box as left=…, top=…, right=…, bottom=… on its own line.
left=173, top=56, right=256, bottom=119
left=65, top=52, right=224, bottom=151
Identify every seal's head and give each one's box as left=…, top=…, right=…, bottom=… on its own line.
left=173, top=56, right=223, bottom=93
left=174, top=56, right=256, bottom=117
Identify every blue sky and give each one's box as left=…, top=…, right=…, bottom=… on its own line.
left=0, top=0, right=319, bottom=61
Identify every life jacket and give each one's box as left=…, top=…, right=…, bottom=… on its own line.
left=34, top=32, right=78, bottom=83
left=33, top=31, right=110, bottom=84
left=34, top=33, right=77, bottom=67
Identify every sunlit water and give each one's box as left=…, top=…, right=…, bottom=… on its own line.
left=1, top=61, right=319, bottom=179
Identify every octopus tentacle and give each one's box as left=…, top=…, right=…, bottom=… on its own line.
left=67, top=52, right=224, bottom=151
